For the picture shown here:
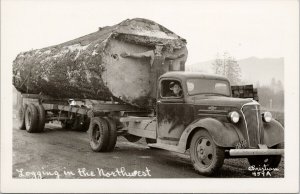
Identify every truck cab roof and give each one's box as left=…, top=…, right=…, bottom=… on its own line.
left=159, top=71, right=230, bottom=82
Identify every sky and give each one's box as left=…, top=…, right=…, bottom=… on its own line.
left=1, top=0, right=297, bottom=66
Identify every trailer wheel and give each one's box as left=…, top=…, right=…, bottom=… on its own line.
left=89, top=117, right=109, bottom=152
left=36, top=104, right=46, bottom=132
left=190, top=130, right=225, bottom=176
left=25, top=104, right=39, bottom=133
left=248, top=143, right=283, bottom=168
left=103, top=117, right=117, bottom=152
left=17, top=104, right=27, bottom=130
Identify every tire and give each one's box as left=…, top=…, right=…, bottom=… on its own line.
left=89, top=117, right=109, bottom=152
left=103, top=117, right=117, bottom=152
left=124, top=134, right=141, bottom=142
left=190, top=130, right=225, bottom=176
left=17, top=104, right=27, bottom=130
left=36, top=104, right=46, bottom=132
left=248, top=143, right=284, bottom=168
left=25, top=104, right=39, bottom=133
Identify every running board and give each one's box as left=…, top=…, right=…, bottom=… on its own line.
left=147, top=143, right=185, bottom=153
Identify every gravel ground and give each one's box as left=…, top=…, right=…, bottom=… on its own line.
left=12, top=114, right=284, bottom=178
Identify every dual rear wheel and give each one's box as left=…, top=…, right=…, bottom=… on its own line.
left=89, top=117, right=117, bottom=152
left=18, top=103, right=45, bottom=133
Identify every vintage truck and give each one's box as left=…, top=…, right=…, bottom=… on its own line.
left=14, top=18, right=284, bottom=175
left=16, top=71, right=284, bottom=176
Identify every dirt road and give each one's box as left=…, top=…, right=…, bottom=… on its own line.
left=12, top=120, right=284, bottom=179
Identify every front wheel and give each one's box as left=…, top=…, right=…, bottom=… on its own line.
left=248, top=143, right=283, bottom=168
left=190, top=130, right=225, bottom=176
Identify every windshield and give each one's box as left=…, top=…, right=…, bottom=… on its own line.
left=187, top=78, right=231, bottom=96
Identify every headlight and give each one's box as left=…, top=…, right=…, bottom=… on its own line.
left=262, top=112, right=272, bottom=122
left=228, top=111, right=240, bottom=123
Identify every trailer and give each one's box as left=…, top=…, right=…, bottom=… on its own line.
left=17, top=92, right=154, bottom=147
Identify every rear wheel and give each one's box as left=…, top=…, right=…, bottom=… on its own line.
left=17, top=104, right=27, bottom=130
left=25, top=104, right=39, bottom=133
left=89, top=117, right=109, bottom=152
left=248, top=143, right=283, bottom=168
left=103, top=117, right=117, bottom=152
left=36, top=104, right=46, bottom=132
left=190, top=130, right=225, bottom=176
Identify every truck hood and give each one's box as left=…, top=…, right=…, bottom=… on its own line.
left=192, top=96, right=255, bottom=109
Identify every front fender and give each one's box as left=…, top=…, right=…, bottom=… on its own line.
left=263, top=119, right=284, bottom=147
left=178, top=118, right=245, bottom=151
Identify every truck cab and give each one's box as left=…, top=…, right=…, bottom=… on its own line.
left=157, top=72, right=232, bottom=144
left=124, top=71, right=284, bottom=175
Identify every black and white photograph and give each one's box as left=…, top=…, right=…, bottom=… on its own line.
left=1, top=0, right=299, bottom=193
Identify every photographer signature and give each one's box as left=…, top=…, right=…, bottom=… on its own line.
left=248, top=164, right=279, bottom=177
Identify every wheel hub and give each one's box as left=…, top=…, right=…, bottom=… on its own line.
left=92, top=125, right=101, bottom=143
left=199, top=147, right=206, bottom=159
left=196, top=138, right=214, bottom=167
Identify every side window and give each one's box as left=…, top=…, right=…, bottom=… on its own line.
left=161, top=80, right=183, bottom=98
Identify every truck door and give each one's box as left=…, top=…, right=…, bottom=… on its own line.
left=157, top=79, right=193, bottom=143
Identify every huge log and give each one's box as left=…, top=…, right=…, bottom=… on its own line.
left=13, top=18, right=188, bottom=109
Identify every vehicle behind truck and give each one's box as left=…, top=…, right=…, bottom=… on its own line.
left=17, top=71, right=284, bottom=176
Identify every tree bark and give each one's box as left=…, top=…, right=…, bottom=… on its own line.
left=13, top=18, right=187, bottom=109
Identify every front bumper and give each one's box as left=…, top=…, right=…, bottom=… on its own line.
left=229, top=149, right=284, bottom=156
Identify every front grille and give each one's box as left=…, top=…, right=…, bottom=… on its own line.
left=242, top=104, right=263, bottom=148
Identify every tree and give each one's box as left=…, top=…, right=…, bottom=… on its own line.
left=270, top=77, right=284, bottom=94
left=212, top=52, right=241, bottom=85
left=257, top=84, right=284, bottom=111
left=212, top=53, right=224, bottom=75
